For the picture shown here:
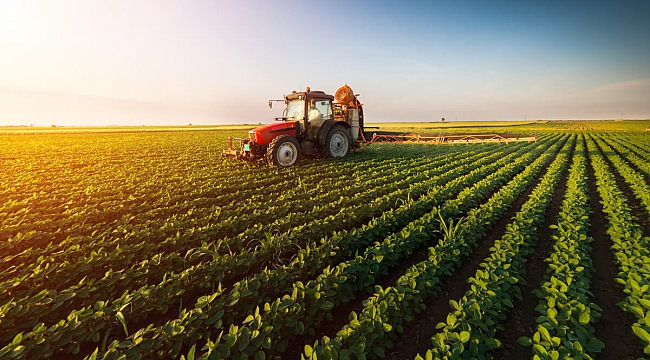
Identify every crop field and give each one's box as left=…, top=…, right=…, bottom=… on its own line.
left=1, top=120, right=650, bottom=360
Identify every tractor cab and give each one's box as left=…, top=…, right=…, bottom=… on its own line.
left=274, top=88, right=335, bottom=140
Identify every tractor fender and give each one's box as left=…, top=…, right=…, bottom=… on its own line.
left=317, top=120, right=351, bottom=147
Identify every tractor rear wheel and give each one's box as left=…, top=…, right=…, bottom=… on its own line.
left=267, top=135, right=301, bottom=167
left=322, top=124, right=352, bottom=158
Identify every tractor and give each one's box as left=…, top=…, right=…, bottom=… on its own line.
left=222, top=85, right=363, bottom=166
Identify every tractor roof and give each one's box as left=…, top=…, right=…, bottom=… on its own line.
left=285, top=90, right=334, bottom=102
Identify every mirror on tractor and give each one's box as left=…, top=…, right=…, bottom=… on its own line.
left=268, top=99, right=285, bottom=109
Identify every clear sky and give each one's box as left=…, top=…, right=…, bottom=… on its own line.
left=1, top=0, right=649, bottom=126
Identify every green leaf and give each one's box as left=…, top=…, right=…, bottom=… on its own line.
left=632, top=325, right=650, bottom=344
left=11, top=333, right=22, bottom=346
left=7, top=345, right=26, bottom=358
left=538, top=326, right=552, bottom=344
left=572, top=340, right=583, bottom=352
left=373, top=347, right=385, bottom=357
left=532, top=344, right=547, bottom=356
left=278, top=298, right=293, bottom=310
left=186, top=344, right=196, bottom=360
left=551, top=337, right=561, bottom=347
left=586, top=338, right=605, bottom=353
left=518, top=336, right=533, bottom=347
left=87, top=348, right=99, bottom=360
left=503, top=298, right=514, bottom=308
left=304, top=344, right=314, bottom=357
left=638, top=299, right=650, bottom=310
left=446, top=313, right=456, bottom=327
left=485, top=337, right=501, bottom=349
left=460, top=331, right=470, bottom=343
left=116, top=311, right=128, bottom=336
left=579, top=311, right=590, bottom=325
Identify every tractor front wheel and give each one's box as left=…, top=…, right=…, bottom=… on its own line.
left=267, top=135, right=301, bottom=167
left=322, top=124, right=352, bottom=158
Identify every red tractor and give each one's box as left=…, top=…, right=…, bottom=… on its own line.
left=222, top=85, right=364, bottom=166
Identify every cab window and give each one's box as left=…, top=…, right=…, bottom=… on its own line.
left=314, top=100, right=332, bottom=121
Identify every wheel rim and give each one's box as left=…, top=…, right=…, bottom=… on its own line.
left=277, top=142, right=298, bottom=166
left=329, top=131, right=349, bottom=157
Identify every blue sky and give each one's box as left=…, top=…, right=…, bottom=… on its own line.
left=1, top=0, right=649, bottom=126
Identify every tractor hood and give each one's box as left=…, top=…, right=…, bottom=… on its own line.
left=249, top=121, right=300, bottom=145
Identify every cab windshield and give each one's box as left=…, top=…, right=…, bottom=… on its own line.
left=285, top=100, right=305, bottom=120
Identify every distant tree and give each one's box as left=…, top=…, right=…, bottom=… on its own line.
left=189, top=123, right=192, bottom=126
left=51, top=124, right=57, bottom=128
left=441, top=117, right=445, bottom=122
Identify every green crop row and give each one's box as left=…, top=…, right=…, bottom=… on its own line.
left=298, top=135, right=569, bottom=360
left=518, top=135, right=604, bottom=359
left=586, top=136, right=650, bottom=356
left=413, top=135, right=571, bottom=359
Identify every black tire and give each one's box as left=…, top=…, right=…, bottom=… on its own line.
left=322, top=124, right=352, bottom=158
left=266, top=135, right=301, bottom=167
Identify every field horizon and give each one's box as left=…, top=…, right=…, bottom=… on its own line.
left=2, top=119, right=649, bottom=134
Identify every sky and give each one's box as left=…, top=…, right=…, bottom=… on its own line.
left=1, top=0, right=649, bottom=126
